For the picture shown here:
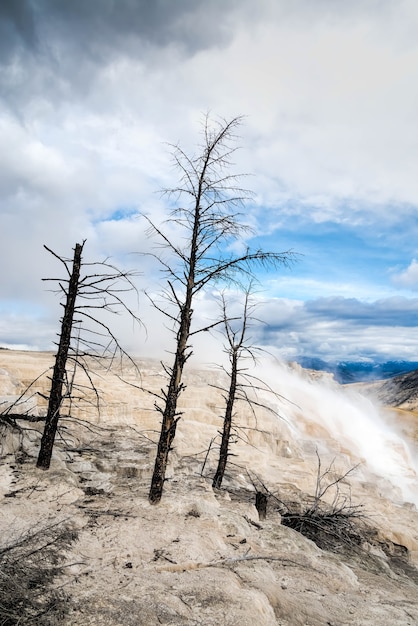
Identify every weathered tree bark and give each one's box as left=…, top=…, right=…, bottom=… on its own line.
left=36, top=243, right=83, bottom=469
left=148, top=344, right=187, bottom=502
left=148, top=216, right=197, bottom=503
left=212, top=348, right=238, bottom=489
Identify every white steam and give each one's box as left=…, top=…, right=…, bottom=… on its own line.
left=258, top=358, right=418, bottom=507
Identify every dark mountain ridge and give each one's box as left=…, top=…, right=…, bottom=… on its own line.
left=361, top=368, right=418, bottom=409
left=296, top=357, right=418, bottom=384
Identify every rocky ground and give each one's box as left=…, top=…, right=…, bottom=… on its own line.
left=1, top=350, right=418, bottom=625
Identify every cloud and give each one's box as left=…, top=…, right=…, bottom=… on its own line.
left=1, top=1, right=418, bottom=364
left=0, top=0, right=242, bottom=67
left=392, top=259, right=418, bottom=291
left=253, top=295, right=418, bottom=361
left=303, top=296, right=418, bottom=326
left=3, top=0, right=418, bottom=216
left=0, top=0, right=37, bottom=58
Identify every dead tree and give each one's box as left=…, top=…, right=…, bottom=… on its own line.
left=212, top=288, right=282, bottom=489
left=0, top=520, right=78, bottom=625
left=145, top=115, right=293, bottom=503
left=36, top=243, right=83, bottom=468
left=212, top=289, right=255, bottom=489
left=36, top=240, right=141, bottom=469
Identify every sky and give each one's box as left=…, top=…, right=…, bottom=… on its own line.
left=1, top=0, right=418, bottom=364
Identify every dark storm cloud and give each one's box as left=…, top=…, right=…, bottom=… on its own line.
left=260, top=296, right=418, bottom=333
left=0, top=0, right=37, bottom=58
left=1, top=0, right=240, bottom=62
left=0, top=0, right=245, bottom=114
left=304, top=297, right=418, bottom=327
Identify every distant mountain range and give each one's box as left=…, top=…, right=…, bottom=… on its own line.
left=295, top=357, right=418, bottom=384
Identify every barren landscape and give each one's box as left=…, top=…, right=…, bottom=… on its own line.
left=1, top=349, right=418, bottom=625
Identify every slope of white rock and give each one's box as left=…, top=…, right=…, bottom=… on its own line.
left=1, top=349, right=418, bottom=625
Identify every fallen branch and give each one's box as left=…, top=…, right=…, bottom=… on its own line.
left=155, top=553, right=316, bottom=573
left=244, top=514, right=263, bottom=530
left=78, top=507, right=137, bottom=519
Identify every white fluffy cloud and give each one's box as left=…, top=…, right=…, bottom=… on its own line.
left=392, top=260, right=418, bottom=290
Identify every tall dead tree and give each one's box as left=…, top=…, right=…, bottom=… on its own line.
left=145, top=115, right=293, bottom=503
left=36, top=241, right=141, bottom=469
left=36, top=243, right=82, bottom=469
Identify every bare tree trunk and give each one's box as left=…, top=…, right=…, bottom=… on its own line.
left=149, top=280, right=194, bottom=502
left=212, top=348, right=238, bottom=489
left=36, top=243, right=83, bottom=469
left=148, top=349, right=184, bottom=502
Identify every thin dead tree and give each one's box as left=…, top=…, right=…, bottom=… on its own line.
left=36, top=240, right=141, bottom=469
left=212, top=288, right=256, bottom=489
left=211, top=288, right=285, bottom=490
left=145, top=115, right=293, bottom=503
